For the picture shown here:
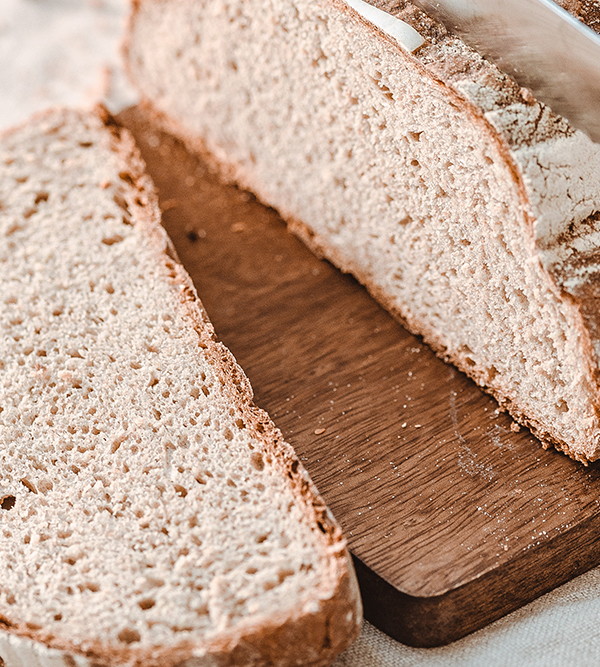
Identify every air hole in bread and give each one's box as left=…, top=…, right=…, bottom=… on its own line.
left=459, top=343, right=474, bottom=359
left=118, top=171, right=135, bottom=187
left=102, top=235, right=124, bottom=246
left=174, top=485, right=187, bottom=497
left=146, top=576, right=165, bottom=588
left=23, top=208, right=37, bottom=219
left=20, top=478, right=37, bottom=494
left=113, top=193, right=130, bottom=214
left=34, top=192, right=49, bottom=206
left=106, top=284, right=115, bottom=294
left=82, top=582, right=100, bottom=593
left=201, top=386, right=210, bottom=397
left=250, top=452, right=264, bottom=471
left=487, top=366, right=499, bottom=382
left=111, top=435, right=127, bottom=454
left=78, top=141, right=93, bottom=148
left=117, top=628, right=141, bottom=644
left=278, top=568, right=295, bottom=584
left=138, top=598, right=156, bottom=610
left=6, top=221, right=24, bottom=235
left=38, top=479, right=53, bottom=494
left=0, top=496, right=16, bottom=511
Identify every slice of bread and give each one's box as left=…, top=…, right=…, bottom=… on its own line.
left=125, top=0, right=600, bottom=463
left=0, top=107, right=361, bottom=667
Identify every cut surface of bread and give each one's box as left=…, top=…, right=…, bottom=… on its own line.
left=125, top=0, right=600, bottom=463
left=0, top=107, right=361, bottom=667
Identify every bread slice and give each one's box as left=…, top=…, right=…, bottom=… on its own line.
left=124, top=0, right=600, bottom=463
left=0, top=107, right=361, bottom=667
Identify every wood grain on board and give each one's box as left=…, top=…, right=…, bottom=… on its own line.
left=118, top=105, right=600, bottom=648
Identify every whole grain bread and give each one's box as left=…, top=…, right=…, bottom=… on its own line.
left=0, top=106, right=361, bottom=667
left=125, top=0, right=600, bottom=463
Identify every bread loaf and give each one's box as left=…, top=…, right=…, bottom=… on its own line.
left=125, top=0, right=600, bottom=463
left=0, top=107, right=361, bottom=667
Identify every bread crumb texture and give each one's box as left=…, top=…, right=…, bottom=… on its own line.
left=126, top=0, right=600, bottom=462
left=0, top=109, right=358, bottom=666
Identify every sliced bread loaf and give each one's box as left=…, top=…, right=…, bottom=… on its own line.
left=125, top=0, right=600, bottom=463
left=0, top=107, right=361, bottom=667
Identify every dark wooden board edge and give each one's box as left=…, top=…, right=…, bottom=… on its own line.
left=354, top=507, right=600, bottom=647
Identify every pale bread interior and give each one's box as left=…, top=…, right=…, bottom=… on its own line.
left=0, top=108, right=345, bottom=653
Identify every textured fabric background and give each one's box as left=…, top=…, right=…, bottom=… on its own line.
left=335, top=568, right=600, bottom=665
left=2, top=1, right=600, bottom=665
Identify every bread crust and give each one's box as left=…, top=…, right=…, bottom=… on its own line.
left=124, top=0, right=600, bottom=462
left=0, top=105, right=361, bottom=666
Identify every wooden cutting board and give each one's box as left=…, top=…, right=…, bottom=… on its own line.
left=118, top=105, right=600, bottom=648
